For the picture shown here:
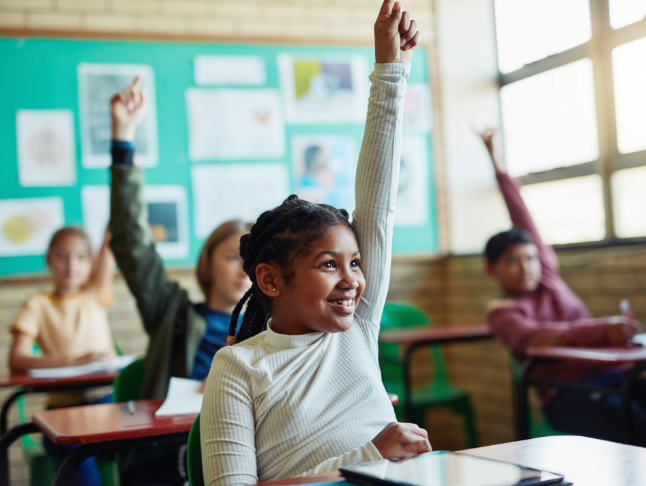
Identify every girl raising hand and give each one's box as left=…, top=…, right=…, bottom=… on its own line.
left=200, top=3, right=429, bottom=485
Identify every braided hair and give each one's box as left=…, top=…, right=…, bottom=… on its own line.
left=227, top=195, right=354, bottom=345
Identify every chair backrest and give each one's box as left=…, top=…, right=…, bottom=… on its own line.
left=380, top=302, right=429, bottom=330
left=187, top=414, right=205, bottom=486
left=113, top=358, right=145, bottom=403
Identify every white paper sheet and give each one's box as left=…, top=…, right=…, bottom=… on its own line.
left=633, top=333, right=646, bottom=346
left=194, top=55, right=266, bottom=85
left=0, top=197, right=64, bottom=256
left=78, top=63, right=158, bottom=168
left=403, top=84, right=432, bottom=132
left=186, top=88, right=285, bottom=161
left=277, top=54, right=368, bottom=124
left=155, top=377, right=203, bottom=417
left=395, top=135, right=430, bottom=227
left=81, top=185, right=188, bottom=259
left=16, top=110, right=77, bottom=187
left=191, top=163, right=290, bottom=238
left=28, top=355, right=137, bottom=379
left=291, top=136, right=357, bottom=214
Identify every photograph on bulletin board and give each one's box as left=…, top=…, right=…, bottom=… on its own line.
left=78, top=63, right=158, bottom=168
left=291, top=136, right=357, bottom=214
left=278, top=54, right=368, bottom=124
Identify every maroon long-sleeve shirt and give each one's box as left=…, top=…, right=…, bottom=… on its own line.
left=487, top=173, right=620, bottom=398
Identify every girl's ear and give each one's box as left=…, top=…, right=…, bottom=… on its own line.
left=255, top=263, right=282, bottom=297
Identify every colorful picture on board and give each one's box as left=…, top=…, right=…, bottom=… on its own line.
left=278, top=54, right=368, bottom=124
left=0, top=197, right=64, bottom=256
left=147, top=202, right=179, bottom=243
left=291, top=136, right=357, bottom=214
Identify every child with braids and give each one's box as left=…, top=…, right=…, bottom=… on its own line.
left=200, top=3, right=429, bottom=485
left=108, top=78, right=251, bottom=485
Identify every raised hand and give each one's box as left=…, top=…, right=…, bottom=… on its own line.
left=110, top=76, right=148, bottom=142
left=478, top=128, right=505, bottom=174
left=374, top=0, right=421, bottom=64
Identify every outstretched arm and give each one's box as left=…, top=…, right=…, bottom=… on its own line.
left=89, top=226, right=115, bottom=307
left=478, top=129, right=558, bottom=279
left=109, top=77, right=184, bottom=335
left=353, top=0, right=419, bottom=338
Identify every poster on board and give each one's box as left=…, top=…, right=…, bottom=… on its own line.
left=396, top=135, right=430, bottom=227
left=191, top=163, right=289, bottom=238
left=81, top=185, right=188, bottom=259
left=194, top=55, right=266, bottom=86
left=186, top=88, right=285, bottom=161
left=403, top=84, right=432, bottom=132
left=277, top=54, right=368, bottom=124
left=0, top=197, right=64, bottom=256
left=291, top=136, right=357, bottom=214
left=16, top=110, right=77, bottom=187
left=78, top=63, right=158, bottom=168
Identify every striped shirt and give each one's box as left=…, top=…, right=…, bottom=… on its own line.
left=11, top=289, right=115, bottom=407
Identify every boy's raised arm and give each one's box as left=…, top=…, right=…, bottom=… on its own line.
left=352, top=0, right=418, bottom=334
left=109, top=77, right=185, bottom=335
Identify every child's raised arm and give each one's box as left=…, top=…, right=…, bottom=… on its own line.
left=352, top=0, right=419, bottom=336
left=89, top=226, right=115, bottom=307
left=109, top=78, right=186, bottom=335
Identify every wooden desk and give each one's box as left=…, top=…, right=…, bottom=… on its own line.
left=460, top=435, right=646, bottom=486
left=378, top=324, right=492, bottom=419
left=250, top=436, right=646, bottom=486
left=0, top=370, right=119, bottom=435
left=518, top=346, right=646, bottom=444
left=0, top=399, right=195, bottom=486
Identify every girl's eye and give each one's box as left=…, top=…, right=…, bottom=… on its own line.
left=351, top=259, right=360, bottom=267
left=320, top=261, right=336, bottom=269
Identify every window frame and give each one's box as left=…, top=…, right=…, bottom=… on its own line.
left=494, top=0, right=646, bottom=241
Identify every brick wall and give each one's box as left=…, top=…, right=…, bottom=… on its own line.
left=3, top=243, right=646, bottom=483
left=0, top=0, right=434, bottom=42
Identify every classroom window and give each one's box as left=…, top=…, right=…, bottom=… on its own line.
left=612, top=37, right=646, bottom=154
left=500, top=59, right=599, bottom=176
left=609, top=0, right=646, bottom=29
left=494, top=0, right=646, bottom=244
left=493, top=0, right=592, bottom=74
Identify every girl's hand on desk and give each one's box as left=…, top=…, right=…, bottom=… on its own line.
left=73, top=351, right=113, bottom=366
left=372, top=422, right=432, bottom=459
left=374, top=0, right=421, bottom=64
left=111, top=75, right=148, bottom=142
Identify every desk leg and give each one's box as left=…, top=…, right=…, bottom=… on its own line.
left=0, top=422, right=39, bottom=486
left=0, top=388, right=34, bottom=436
left=53, top=432, right=190, bottom=486
left=621, top=361, right=646, bottom=445
left=517, top=359, right=535, bottom=441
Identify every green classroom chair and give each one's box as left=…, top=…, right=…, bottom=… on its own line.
left=379, top=302, right=478, bottom=448
left=509, top=353, right=568, bottom=439
left=113, top=357, right=145, bottom=403
left=187, top=414, right=205, bottom=486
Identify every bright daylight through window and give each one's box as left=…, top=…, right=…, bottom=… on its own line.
left=494, top=0, right=646, bottom=245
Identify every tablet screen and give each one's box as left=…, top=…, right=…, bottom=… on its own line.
left=340, top=451, right=564, bottom=486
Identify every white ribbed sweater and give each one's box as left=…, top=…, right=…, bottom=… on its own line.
left=200, top=62, right=410, bottom=486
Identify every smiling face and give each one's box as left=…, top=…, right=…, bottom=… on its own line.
left=486, top=242, right=542, bottom=295
left=261, top=224, right=366, bottom=336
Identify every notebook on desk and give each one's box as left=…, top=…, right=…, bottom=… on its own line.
left=340, top=451, right=566, bottom=486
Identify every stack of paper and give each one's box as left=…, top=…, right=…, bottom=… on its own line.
left=27, top=355, right=138, bottom=379
left=155, top=377, right=203, bottom=417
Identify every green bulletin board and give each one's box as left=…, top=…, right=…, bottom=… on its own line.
left=0, top=37, right=437, bottom=278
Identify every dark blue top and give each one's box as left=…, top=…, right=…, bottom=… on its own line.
left=190, top=304, right=242, bottom=381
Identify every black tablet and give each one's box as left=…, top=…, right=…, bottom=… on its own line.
left=340, top=451, right=565, bottom=486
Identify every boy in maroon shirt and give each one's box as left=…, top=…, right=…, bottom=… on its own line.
left=480, top=129, right=646, bottom=445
